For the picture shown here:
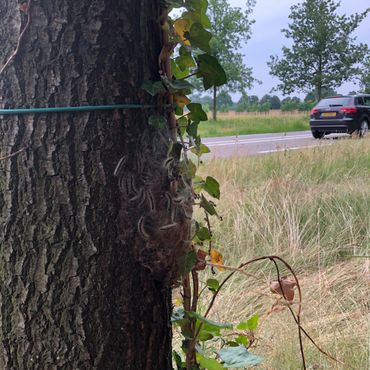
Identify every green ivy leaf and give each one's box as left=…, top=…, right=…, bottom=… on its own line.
left=161, top=75, right=194, bottom=94
left=186, top=23, right=212, bottom=53
left=203, top=176, right=220, bottom=199
left=176, top=47, right=196, bottom=70
left=197, top=54, right=227, bottom=90
left=187, top=122, right=199, bottom=139
left=206, top=278, right=220, bottom=291
left=148, top=115, right=167, bottom=129
left=190, top=143, right=210, bottom=157
left=173, top=351, right=185, bottom=370
left=187, top=311, right=233, bottom=329
left=196, top=226, right=211, bottom=241
left=200, top=195, right=218, bottom=216
left=172, top=60, right=190, bottom=79
left=235, top=335, right=249, bottom=347
left=218, top=346, right=262, bottom=368
left=187, top=103, right=208, bottom=123
left=168, top=142, right=183, bottom=161
left=236, top=315, right=259, bottom=331
left=180, top=250, right=198, bottom=276
left=196, top=353, right=226, bottom=370
left=198, top=330, right=214, bottom=341
left=179, top=160, right=197, bottom=178
left=142, top=80, right=166, bottom=96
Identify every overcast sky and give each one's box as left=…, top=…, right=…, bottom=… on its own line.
left=228, top=0, right=370, bottom=100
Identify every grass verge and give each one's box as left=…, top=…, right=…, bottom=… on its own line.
left=198, top=112, right=310, bottom=137
left=192, top=138, right=370, bottom=369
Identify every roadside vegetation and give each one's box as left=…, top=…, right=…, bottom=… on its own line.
left=198, top=111, right=309, bottom=137
left=191, top=138, right=370, bottom=369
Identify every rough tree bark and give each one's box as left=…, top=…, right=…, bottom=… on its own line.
left=0, top=1, right=191, bottom=369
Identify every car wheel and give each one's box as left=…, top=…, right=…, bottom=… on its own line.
left=311, top=130, right=324, bottom=139
left=358, top=120, right=369, bottom=138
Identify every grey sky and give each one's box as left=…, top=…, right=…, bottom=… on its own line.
left=228, top=0, right=370, bottom=99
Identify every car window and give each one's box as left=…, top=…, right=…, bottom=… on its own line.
left=316, top=97, right=352, bottom=107
left=356, top=97, right=364, bottom=105
left=363, top=97, right=370, bottom=107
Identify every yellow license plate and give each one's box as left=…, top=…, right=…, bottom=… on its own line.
left=321, top=112, right=337, bottom=117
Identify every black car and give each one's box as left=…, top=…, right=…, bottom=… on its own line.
left=309, top=94, right=370, bottom=139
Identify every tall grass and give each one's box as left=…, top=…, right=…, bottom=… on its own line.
left=194, top=138, right=370, bottom=369
left=198, top=112, right=309, bottom=137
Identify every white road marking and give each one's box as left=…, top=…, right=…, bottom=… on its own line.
left=257, top=144, right=330, bottom=154
left=204, top=134, right=312, bottom=147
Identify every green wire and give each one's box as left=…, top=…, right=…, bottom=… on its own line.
left=0, top=104, right=155, bottom=116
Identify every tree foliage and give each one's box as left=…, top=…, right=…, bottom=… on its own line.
left=360, top=54, right=370, bottom=93
left=268, top=0, right=369, bottom=100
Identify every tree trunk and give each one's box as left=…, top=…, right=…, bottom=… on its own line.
left=0, top=1, right=191, bottom=369
left=212, top=86, right=217, bottom=121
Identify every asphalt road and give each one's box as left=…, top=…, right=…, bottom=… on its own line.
left=202, top=130, right=346, bottom=158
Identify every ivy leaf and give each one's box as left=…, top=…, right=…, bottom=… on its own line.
left=203, top=176, right=220, bottom=199
left=173, top=351, right=184, bottom=370
left=179, top=160, right=197, bottom=178
left=176, top=47, right=196, bottom=70
left=187, top=103, right=208, bottom=122
left=218, top=346, right=263, bottom=368
left=196, top=353, right=226, bottom=370
left=190, top=143, right=210, bottom=157
left=210, top=249, right=225, bottom=271
left=206, top=278, right=220, bottom=292
left=142, top=80, right=166, bottom=96
left=168, top=142, right=183, bottom=161
left=162, top=75, right=194, bottom=94
left=235, top=335, right=249, bottom=347
left=187, top=311, right=233, bottom=329
left=196, top=226, right=211, bottom=241
left=185, top=23, right=212, bottom=53
left=148, top=115, right=167, bottom=129
left=174, top=93, right=191, bottom=109
left=197, top=54, right=227, bottom=90
left=180, top=250, right=198, bottom=275
left=198, top=330, right=214, bottom=341
left=174, top=18, right=191, bottom=45
left=200, top=195, right=218, bottom=216
left=236, top=315, right=259, bottom=331
left=172, top=60, right=190, bottom=80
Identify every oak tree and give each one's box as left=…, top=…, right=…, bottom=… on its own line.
left=0, top=0, right=192, bottom=368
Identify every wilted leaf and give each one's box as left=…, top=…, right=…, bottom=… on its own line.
left=270, top=277, right=297, bottom=303
left=210, top=249, right=225, bottom=271
left=174, top=94, right=191, bottom=109
left=174, top=18, right=191, bottom=45
left=218, top=346, right=263, bottom=368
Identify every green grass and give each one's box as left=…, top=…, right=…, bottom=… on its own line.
left=198, top=112, right=310, bottom=137
left=191, top=138, right=370, bottom=369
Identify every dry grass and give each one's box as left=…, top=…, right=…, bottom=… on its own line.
left=192, top=137, right=370, bottom=369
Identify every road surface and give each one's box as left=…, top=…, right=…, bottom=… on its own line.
left=202, top=131, right=347, bottom=158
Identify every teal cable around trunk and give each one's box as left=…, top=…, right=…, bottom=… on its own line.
left=0, top=104, right=155, bottom=116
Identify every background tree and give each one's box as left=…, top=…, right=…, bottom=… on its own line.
left=268, top=0, right=369, bottom=101
left=0, top=0, right=190, bottom=368
left=217, top=91, right=234, bottom=112
left=360, top=54, right=370, bottom=93
left=207, top=0, right=256, bottom=119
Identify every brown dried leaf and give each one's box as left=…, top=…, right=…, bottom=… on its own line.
left=19, top=3, right=29, bottom=13
left=270, top=276, right=297, bottom=303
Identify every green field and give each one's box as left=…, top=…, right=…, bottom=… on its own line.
left=198, top=112, right=310, bottom=137
left=188, top=138, right=370, bottom=369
